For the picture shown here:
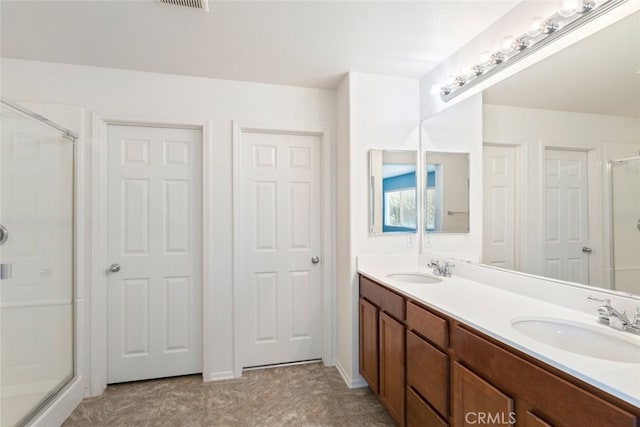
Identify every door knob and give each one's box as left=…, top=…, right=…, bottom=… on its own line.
left=108, top=263, right=121, bottom=273
left=311, top=256, right=320, bottom=265
left=582, top=247, right=593, bottom=253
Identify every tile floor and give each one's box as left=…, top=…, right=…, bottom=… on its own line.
left=62, top=363, right=395, bottom=426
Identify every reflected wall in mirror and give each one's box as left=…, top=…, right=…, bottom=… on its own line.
left=425, top=152, right=470, bottom=233
left=481, top=10, right=640, bottom=296
left=369, top=149, right=417, bottom=235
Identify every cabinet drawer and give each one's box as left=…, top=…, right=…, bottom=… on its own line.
left=453, top=325, right=637, bottom=427
left=407, top=331, right=448, bottom=419
left=406, top=301, right=448, bottom=349
left=360, top=275, right=405, bottom=321
left=407, top=386, right=448, bottom=427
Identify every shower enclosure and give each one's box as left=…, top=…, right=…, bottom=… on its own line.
left=0, top=100, right=76, bottom=426
left=610, top=156, right=640, bottom=295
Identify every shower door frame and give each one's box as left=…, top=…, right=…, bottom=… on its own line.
left=0, top=98, right=81, bottom=426
left=607, top=155, right=640, bottom=291
left=90, top=112, right=213, bottom=396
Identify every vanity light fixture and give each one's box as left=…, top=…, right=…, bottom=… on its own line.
left=439, top=0, right=627, bottom=101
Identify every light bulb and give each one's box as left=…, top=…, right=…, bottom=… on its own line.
left=430, top=84, right=441, bottom=96
left=444, top=75, right=456, bottom=87
left=527, top=17, right=544, bottom=37
left=559, top=0, right=580, bottom=17
left=491, top=52, right=506, bottom=65
left=479, top=50, right=492, bottom=64
left=500, top=35, right=515, bottom=53
left=471, top=65, right=484, bottom=76
left=512, top=37, right=528, bottom=51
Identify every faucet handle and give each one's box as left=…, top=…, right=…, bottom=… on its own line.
left=588, top=295, right=612, bottom=325
left=632, top=307, right=640, bottom=327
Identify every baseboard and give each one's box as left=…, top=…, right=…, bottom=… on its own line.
left=29, top=376, right=84, bottom=427
left=203, top=371, right=235, bottom=382
left=335, top=360, right=367, bottom=389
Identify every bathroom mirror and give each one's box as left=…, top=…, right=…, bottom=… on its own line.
left=480, top=10, right=640, bottom=296
left=424, top=152, right=470, bottom=233
left=369, top=149, right=417, bottom=235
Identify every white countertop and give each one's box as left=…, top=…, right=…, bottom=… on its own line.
left=357, top=261, right=640, bottom=408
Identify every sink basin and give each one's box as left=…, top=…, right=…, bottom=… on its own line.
left=511, top=317, right=640, bottom=363
left=386, top=273, right=442, bottom=284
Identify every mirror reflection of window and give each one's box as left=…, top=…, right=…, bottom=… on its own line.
left=369, top=149, right=417, bottom=235
left=382, top=164, right=416, bottom=232
left=425, top=163, right=440, bottom=231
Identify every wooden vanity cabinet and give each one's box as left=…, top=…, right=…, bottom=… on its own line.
left=359, top=275, right=405, bottom=426
left=452, top=324, right=639, bottom=427
left=358, top=274, right=640, bottom=427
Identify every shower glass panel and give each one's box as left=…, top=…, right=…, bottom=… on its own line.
left=0, top=102, right=75, bottom=426
left=610, top=157, right=640, bottom=295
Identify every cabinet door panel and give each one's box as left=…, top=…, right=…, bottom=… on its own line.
left=407, top=386, right=448, bottom=427
left=359, top=298, right=378, bottom=394
left=452, top=362, right=515, bottom=427
left=453, top=325, right=637, bottom=427
left=407, top=330, right=448, bottom=418
left=380, top=312, right=405, bottom=426
left=524, top=411, right=553, bottom=427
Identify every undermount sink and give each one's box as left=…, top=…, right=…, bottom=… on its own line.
left=511, top=317, right=640, bottom=363
left=386, top=273, right=442, bottom=284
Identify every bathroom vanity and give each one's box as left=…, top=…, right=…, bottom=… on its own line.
left=358, top=261, right=640, bottom=427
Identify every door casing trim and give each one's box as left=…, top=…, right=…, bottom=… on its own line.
left=91, top=113, right=212, bottom=395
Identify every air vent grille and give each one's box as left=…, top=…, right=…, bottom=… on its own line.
left=157, top=0, right=209, bottom=12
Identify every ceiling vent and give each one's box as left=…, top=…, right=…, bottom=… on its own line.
left=157, top=0, right=209, bottom=12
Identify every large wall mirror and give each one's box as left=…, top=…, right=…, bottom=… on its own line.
left=425, top=152, right=470, bottom=233
left=481, top=10, right=640, bottom=297
left=369, top=149, right=417, bottom=235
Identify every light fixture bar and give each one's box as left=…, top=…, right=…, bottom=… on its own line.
left=439, top=0, right=629, bottom=102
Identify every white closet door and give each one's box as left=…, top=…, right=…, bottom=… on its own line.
left=483, top=145, right=516, bottom=269
left=544, top=149, right=589, bottom=284
left=107, top=124, right=202, bottom=383
left=237, top=131, right=322, bottom=368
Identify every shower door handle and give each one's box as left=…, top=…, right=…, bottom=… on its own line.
left=0, top=263, right=12, bottom=280
left=0, top=224, right=8, bottom=246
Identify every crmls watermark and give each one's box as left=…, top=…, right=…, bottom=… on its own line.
left=464, top=411, right=516, bottom=425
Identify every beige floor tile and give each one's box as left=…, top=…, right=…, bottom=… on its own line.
left=63, top=363, right=395, bottom=427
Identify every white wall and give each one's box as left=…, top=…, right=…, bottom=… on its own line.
left=422, top=93, right=483, bottom=262
left=483, top=103, right=640, bottom=287
left=1, top=58, right=336, bottom=391
left=335, top=72, right=420, bottom=386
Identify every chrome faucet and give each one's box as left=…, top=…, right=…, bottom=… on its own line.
left=428, top=259, right=455, bottom=277
left=588, top=296, right=640, bottom=335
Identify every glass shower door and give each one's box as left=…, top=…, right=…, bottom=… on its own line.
left=610, top=157, right=640, bottom=295
left=0, top=103, right=75, bottom=426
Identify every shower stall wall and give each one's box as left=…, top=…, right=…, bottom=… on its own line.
left=0, top=100, right=76, bottom=426
left=610, top=156, right=640, bottom=296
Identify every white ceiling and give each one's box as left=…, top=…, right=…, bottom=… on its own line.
left=484, top=10, right=640, bottom=117
left=0, top=0, right=519, bottom=89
